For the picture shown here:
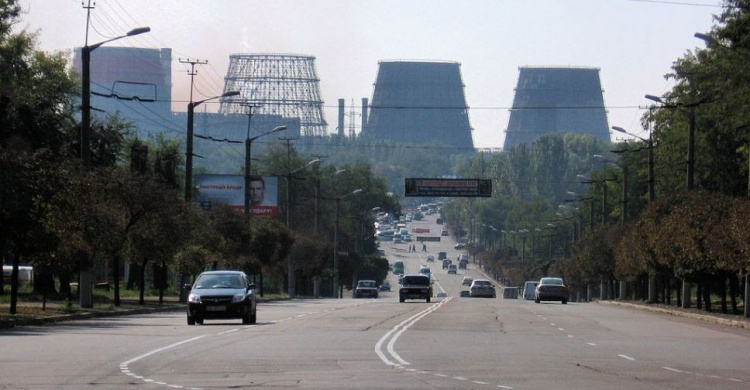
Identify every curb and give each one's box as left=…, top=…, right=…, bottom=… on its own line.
left=598, top=300, right=750, bottom=331
left=0, top=304, right=184, bottom=329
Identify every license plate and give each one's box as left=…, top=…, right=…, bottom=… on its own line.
left=206, top=305, right=226, bottom=312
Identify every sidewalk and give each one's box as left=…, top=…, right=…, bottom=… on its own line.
left=0, top=297, right=183, bottom=329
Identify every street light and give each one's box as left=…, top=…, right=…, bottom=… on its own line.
left=612, top=126, right=655, bottom=202
left=333, top=188, right=363, bottom=298
left=243, top=124, right=287, bottom=221
left=577, top=174, right=617, bottom=225
left=285, top=158, right=320, bottom=298
left=81, top=27, right=150, bottom=165
left=185, top=91, right=240, bottom=201
left=79, top=26, right=149, bottom=310
left=645, top=93, right=697, bottom=191
left=593, top=154, right=629, bottom=224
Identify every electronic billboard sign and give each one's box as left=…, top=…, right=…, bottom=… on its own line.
left=404, top=178, right=492, bottom=197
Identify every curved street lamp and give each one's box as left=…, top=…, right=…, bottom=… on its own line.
left=80, top=26, right=150, bottom=310
left=185, top=91, right=241, bottom=201
left=333, top=188, right=363, bottom=298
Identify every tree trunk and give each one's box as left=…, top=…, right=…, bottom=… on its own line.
left=702, top=276, right=712, bottom=312
left=729, top=272, right=739, bottom=315
left=697, top=281, right=703, bottom=310
left=113, top=254, right=121, bottom=307
left=719, top=273, right=728, bottom=314
left=59, top=274, right=72, bottom=300
left=9, top=252, right=20, bottom=315
left=139, top=260, right=148, bottom=305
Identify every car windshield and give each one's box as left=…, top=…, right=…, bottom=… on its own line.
left=540, top=278, right=564, bottom=285
left=402, top=276, right=430, bottom=286
left=358, top=281, right=376, bottom=287
left=474, top=280, right=491, bottom=287
left=194, top=274, right=244, bottom=289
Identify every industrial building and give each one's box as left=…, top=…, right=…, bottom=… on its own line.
left=503, top=66, right=611, bottom=149
left=364, top=61, right=474, bottom=151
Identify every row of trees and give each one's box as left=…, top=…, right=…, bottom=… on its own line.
left=443, top=0, right=749, bottom=315
left=1, top=0, right=395, bottom=313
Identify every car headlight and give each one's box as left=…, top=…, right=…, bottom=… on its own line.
left=232, top=293, right=247, bottom=303
left=188, top=294, right=201, bottom=304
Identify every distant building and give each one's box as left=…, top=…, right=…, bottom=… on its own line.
left=503, top=67, right=611, bottom=149
left=219, top=53, right=328, bottom=138
left=364, top=61, right=474, bottom=150
left=73, top=46, right=173, bottom=138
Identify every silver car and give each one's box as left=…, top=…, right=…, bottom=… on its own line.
left=469, top=279, right=496, bottom=298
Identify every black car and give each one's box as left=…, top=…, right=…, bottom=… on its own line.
left=187, top=270, right=258, bottom=325
left=399, top=274, right=432, bottom=303
left=535, top=277, right=569, bottom=304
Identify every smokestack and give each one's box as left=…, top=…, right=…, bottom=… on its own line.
left=361, top=98, right=368, bottom=133
left=338, top=98, right=345, bottom=137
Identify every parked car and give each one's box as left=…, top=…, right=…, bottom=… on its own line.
left=399, top=274, right=432, bottom=303
left=535, top=277, right=569, bottom=304
left=186, top=270, right=257, bottom=325
left=441, top=228, right=449, bottom=236
left=469, top=279, right=496, bottom=298
left=521, top=280, right=539, bottom=300
left=379, top=280, right=392, bottom=291
left=354, top=280, right=379, bottom=298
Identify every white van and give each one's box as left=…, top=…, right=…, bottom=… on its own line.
left=522, top=280, right=539, bottom=300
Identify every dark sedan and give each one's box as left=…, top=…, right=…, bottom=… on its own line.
left=535, top=277, right=569, bottom=304
left=187, top=270, right=258, bottom=325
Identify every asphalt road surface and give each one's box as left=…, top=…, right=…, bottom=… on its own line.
left=2, top=214, right=749, bottom=389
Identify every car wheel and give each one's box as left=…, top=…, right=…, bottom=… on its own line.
left=562, top=299, right=568, bottom=305
left=535, top=297, right=540, bottom=303
left=196, top=318, right=204, bottom=325
left=249, top=309, right=257, bottom=324
left=187, top=316, right=195, bottom=326
left=242, top=311, right=251, bottom=324
left=399, top=295, right=405, bottom=303
left=426, top=297, right=431, bottom=303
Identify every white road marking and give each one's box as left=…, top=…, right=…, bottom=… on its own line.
left=618, top=354, right=636, bottom=361
left=586, top=342, right=597, bottom=346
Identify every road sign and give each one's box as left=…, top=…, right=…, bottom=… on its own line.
left=405, top=178, right=492, bottom=197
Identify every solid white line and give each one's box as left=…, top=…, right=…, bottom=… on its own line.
left=618, top=354, right=636, bottom=361
left=586, top=342, right=597, bottom=346
left=121, top=335, right=206, bottom=366
left=729, top=378, right=742, bottom=382
left=218, top=328, right=240, bottom=335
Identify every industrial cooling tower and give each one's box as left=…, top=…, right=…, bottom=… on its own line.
left=218, top=54, right=328, bottom=137
left=503, top=67, right=611, bottom=149
left=364, top=61, right=474, bottom=150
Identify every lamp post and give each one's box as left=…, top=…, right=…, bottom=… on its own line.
left=645, top=94, right=697, bottom=191
left=185, top=91, right=240, bottom=201
left=566, top=191, right=594, bottom=232
left=81, top=27, right=150, bottom=166
left=315, top=169, right=346, bottom=235
left=612, top=126, right=655, bottom=202
left=577, top=174, right=617, bottom=226
left=593, top=154, right=629, bottom=224
left=80, top=26, right=149, bottom=310
left=285, top=158, right=320, bottom=298
left=333, top=188, right=363, bottom=298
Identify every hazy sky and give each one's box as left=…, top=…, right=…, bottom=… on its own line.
left=18, top=0, right=722, bottom=148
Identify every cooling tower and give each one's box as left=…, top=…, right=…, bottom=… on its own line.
left=365, top=61, right=474, bottom=150
left=503, top=67, right=611, bottom=149
left=218, top=54, right=327, bottom=137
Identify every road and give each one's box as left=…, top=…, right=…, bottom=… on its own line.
left=1, top=214, right=749, bottom=389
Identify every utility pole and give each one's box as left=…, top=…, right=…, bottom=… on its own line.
left=279, top=136, right=298, bottom=297
left=181, top=58, right=208, bottom=202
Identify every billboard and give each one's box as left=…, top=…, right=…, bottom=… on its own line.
left=405, top=178, right=492, bottom=197
left=195, top=174, right=279, bottom=217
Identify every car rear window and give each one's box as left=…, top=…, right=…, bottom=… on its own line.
left=402, top=276, right=430, bottom=286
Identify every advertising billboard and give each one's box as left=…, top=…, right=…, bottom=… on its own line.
left=195, top=174, right=279, bottom=217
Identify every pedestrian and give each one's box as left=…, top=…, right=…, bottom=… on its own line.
left=422, top=243, right=427, bottom=252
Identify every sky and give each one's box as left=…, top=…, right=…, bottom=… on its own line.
left=17, top=0, right=724, bottom=149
